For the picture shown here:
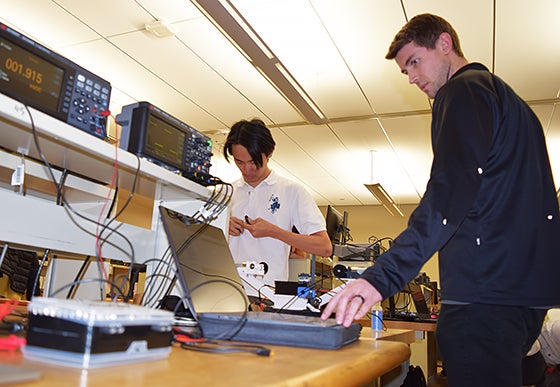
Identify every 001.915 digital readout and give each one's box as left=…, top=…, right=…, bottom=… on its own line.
left=4, top=57, right=43, bottom=92
left=0, top=35, right=64, bottom=112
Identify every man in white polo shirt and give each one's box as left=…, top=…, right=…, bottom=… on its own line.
left=523, top=309, right=560, bottom=386
left=223, top=119, right=332, bottom=298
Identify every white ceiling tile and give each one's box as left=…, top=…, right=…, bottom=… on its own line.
left=378, top=115, right=433, bottom=199
left=108, top=30, right=261, bottom=128
left=311, top=0, right=431, bottom=114
left=231, top=0, right=373, bottom=118
left=495, top=0, right=560, bottom=100
left=403, top=0, right=495, bottom=67
left=57, top=37, right=222, bottom=130
left=534, top=104, right=560, bottom=188
left=136, top=0, right=201, bottom=23
left=1, top=1, right=99, bottom=48
left=53, top=0, right=155, bottom=36
left=170, top=17, right=302, bottom=126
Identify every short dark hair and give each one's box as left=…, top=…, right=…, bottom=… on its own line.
left=223, top=119, right=276, bottom=168
left=385, top=13, right=464, bottom=60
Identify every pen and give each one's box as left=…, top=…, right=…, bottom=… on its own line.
left=244, top=215, right=251, bottom=224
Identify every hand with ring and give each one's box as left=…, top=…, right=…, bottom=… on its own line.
left=321, top=278, right=382, bottom=327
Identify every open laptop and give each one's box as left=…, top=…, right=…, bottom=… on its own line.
left=407, top=282, right=437, bottom=321
left=158, top=206, right=362, bottom=349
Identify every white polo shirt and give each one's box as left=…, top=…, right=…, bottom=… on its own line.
left=228, top=170, right=326, bottom=295
left=540, top=309, right=560, bottom=365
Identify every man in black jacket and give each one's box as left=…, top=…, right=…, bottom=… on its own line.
left=322, top=13, right=560, bottom=387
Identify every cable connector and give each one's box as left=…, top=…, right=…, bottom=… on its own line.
left=0, top=334, right=26, bottom=352
left=256, top=347, right=271, bottom=357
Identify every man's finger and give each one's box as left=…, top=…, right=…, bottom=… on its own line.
left=340, top=294, right=365, bottom=327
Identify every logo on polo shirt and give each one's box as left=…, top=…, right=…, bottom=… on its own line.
left=269, top=194, right=280, bottom=214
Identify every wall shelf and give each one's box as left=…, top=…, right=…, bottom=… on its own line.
left=0, top=93, right=224, bottom=264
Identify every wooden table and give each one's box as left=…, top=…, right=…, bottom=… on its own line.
left=361, top=326, right=416, bottom=344
left=0, top=329, right=411, bottom=387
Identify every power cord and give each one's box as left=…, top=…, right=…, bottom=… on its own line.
left=174, top=331, right=271, bottom=357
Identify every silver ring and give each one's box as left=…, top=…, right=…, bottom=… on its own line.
left=353, top=295, right=365, bottom=303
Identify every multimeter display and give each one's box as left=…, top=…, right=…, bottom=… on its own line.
left=0, top=36, right=64, bottom=113
left=0, top=22, right=111, bottom=139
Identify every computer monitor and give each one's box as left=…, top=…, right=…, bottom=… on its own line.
left=325, top=205, right=348, bottom=245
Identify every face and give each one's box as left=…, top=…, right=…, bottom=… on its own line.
left=231, top=144, right=271, bottom=187
left=395, top=35, right=452, bottom=99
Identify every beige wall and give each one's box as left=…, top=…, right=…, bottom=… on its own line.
left=319, top=204, right=438, bottom=373
left=319, top=204, right=440, bottom=286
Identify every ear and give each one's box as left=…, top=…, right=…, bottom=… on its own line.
left=438, top=32, right=453, bottom=54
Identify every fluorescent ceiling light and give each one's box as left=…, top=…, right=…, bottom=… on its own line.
left=218, top=0, right=275, bottom=60
left=364, top=183, right=404, bottom=217
left=190, top=0, right=326, bottom=124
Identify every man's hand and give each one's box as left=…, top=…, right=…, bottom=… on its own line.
left=243, top=217, right=279, bottom=238
left=229, top=216, right=246, bottom=236
left=320, top=278, right=382, bottom=327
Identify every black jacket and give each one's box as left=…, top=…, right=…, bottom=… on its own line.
left=361, top=63, right=560, bottom=307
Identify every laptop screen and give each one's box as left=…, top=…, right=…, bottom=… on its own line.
left=407, top=282, right=431, bottom=315
left=158, top=206, right=249, bottom=319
